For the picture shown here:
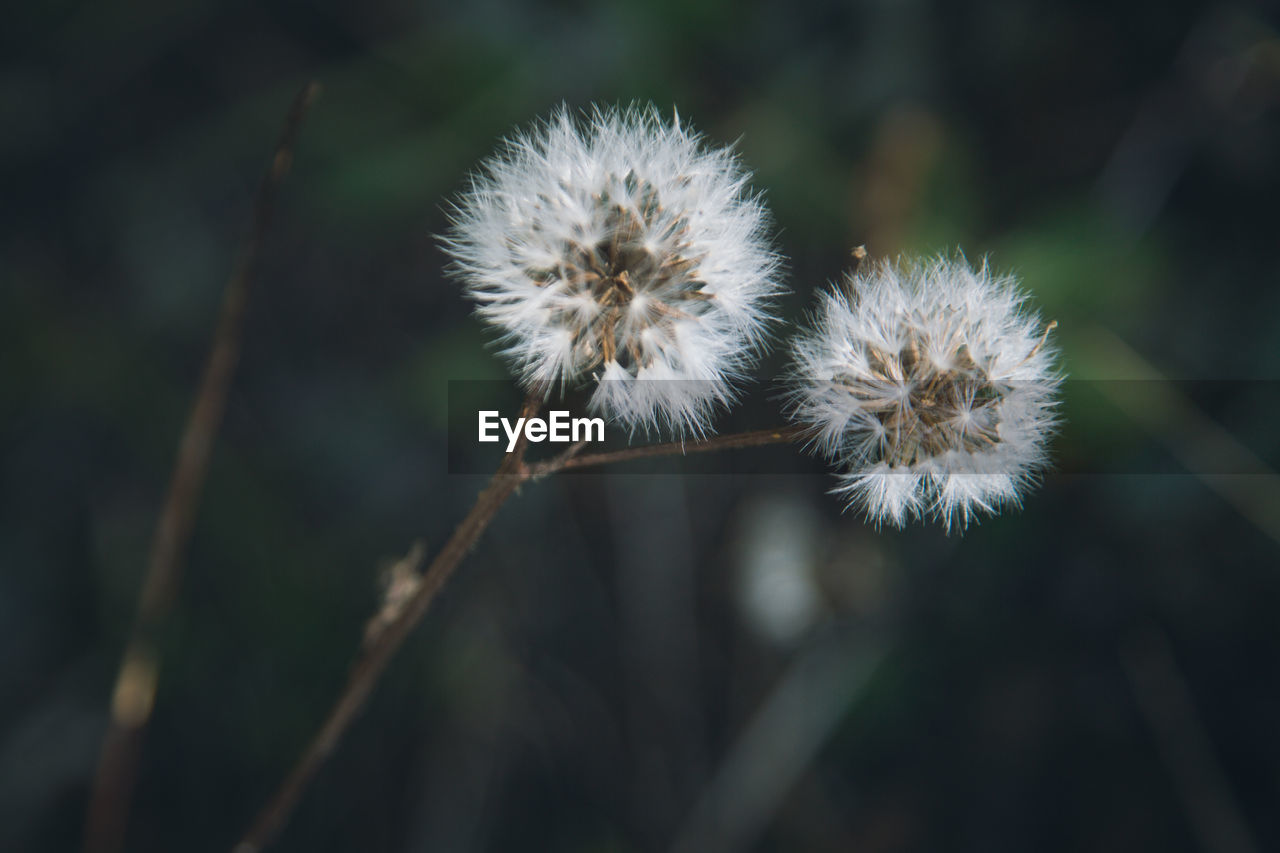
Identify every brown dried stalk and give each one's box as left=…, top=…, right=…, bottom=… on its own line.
left=84, top=81, right=320, bottom=853
left=231, top=416, right=802, bottom=852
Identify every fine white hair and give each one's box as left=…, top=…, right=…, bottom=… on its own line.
left=786, top=255, right=1060, bottom=530
left=443, top=103, right=782, bottom=434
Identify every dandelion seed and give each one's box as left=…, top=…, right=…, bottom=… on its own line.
left=786, top=255, right=1060, bottom=530
left=443, top=104, right=782, bottom=433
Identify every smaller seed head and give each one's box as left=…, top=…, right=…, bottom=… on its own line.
left=786, top=256, right=1060, bottom=530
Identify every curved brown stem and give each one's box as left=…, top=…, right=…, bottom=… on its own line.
left=233, top=392, right=542, bottom=853
left=232, top=417, right=804, bottom=852
left=84, top=81, right=320, bottom=853
left=529, top=424, right=805, bottom=478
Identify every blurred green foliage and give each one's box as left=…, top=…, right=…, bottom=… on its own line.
left=3, top=1, right=1279, bottom=851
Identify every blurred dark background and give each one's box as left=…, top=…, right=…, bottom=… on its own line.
left=3, top=0, right=1279, bottom=851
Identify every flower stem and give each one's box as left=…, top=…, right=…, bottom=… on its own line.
left=528, top=424, right=805, bottom=478
left=232, top=391, right=541, bottom=853
left=231, top=418, right=804, bottom=852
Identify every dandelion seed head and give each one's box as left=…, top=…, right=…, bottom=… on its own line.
left=786, top=256, right=1060, bottom=530
left=443, top=104, right=782, bottom=433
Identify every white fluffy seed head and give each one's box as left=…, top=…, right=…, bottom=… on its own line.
left=785, top=255, right=1061, bottom=531
left=443, top=103, right=783, bottom=434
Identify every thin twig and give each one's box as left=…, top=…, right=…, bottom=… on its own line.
left=231, top=418, right=806, bottom=851
left=530, top=425, right=805, bottom=479
left=84, top=81, right=320, bottom=853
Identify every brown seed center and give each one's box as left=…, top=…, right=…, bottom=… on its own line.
left=840, top=332, right=1004, bottom=466
left=527, top=171, right=712, bottom=373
